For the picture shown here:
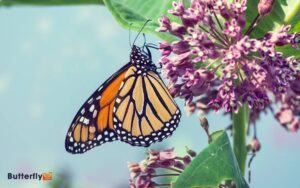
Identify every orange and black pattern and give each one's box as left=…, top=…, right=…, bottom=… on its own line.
left=65, top=45, right=181, bottom=154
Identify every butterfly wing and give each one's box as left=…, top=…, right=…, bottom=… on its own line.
left=112, top=66, right=181, bottom=147
left=65, top=63, right=131, bottom=154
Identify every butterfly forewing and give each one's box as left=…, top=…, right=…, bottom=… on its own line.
left=65, top=64, right=131, bottom=154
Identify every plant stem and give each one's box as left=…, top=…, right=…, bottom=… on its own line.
left=233, top=105, right=249, bottom=175
left=152, top=173, right=180, bottom=178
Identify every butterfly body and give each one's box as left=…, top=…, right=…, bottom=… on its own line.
left=65, top=45, right=181, bottom=154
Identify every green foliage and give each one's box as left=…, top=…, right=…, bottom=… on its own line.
left=276, top=21, right=300, bottom=58
left=103, top=0, right=190, bottom=42
left=104, top=0, right=300, bottom=55
left=245, top=0, right=300, bottom=58
left=246, top=0, right=300, bottom=36
left=173, top=131, right=249, bottom=188
left=0, top=0, right=103, bottom=6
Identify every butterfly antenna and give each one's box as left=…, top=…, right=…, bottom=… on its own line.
left=132, top=19, right=151, bottom=46
left=142, top=33, right=147, bottom=52
left=129, top=23, right=133, bottom=48
left=143, top=33, right=147, bottom=47
left=146, top=43, right=159, bottom=50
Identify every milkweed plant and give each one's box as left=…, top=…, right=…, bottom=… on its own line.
left=125, top=0, right=300, bottom=187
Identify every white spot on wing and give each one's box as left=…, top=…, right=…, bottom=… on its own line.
left=88, top=98, right=94, bottom=104
left=83, top=118, right=90, bottom=125
left=89, top=105, right=95, bottom=112
left=93, top=110, right=97, bottom=118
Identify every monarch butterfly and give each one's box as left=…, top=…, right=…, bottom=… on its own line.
left=65, top=29, right=181, bottom=154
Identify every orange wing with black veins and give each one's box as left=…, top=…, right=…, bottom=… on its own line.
left=65, top=64, right=130, bottom=154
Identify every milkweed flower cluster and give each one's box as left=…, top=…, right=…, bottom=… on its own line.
left=157, top=0, right=300, bottom=132
left=128, top=148, right=195, bottom=188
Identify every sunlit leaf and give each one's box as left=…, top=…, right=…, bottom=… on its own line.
left=103, top=0, right=190, bottom=42
left=245, top=0, right=300, bottom=36
left=245, top=0, right=300, bottom=57
left=173, top=131, right=249, bottom=188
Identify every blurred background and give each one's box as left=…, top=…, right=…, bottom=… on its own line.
left=0, top=5, right=299, bottom=188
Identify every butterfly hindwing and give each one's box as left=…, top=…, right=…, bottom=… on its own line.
left=112, top=48, right=181, bottom=147
left=65, top=63, right=131, bottom=154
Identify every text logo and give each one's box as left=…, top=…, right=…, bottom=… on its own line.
left=7, top=172, right=53, bottom=181
left=42, top=172, right=53, bottom=181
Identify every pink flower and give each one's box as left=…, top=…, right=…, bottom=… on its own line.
left=223, top=19, right=241, bottom=38
left=128, top=148, right=197, bottom=187
left=158, top=148, right=175, bottom=160
left=156, top=0, right=300, bottom=131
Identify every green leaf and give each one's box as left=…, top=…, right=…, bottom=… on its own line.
left=275, top=21, right=300, bottom=58
left=245, top=0, right=300, bottom=37
left=173, top=131, right=249, bottom=188
left=0, top=0, right=103, bottom=6
left=103, top=0, right=189, bottom=42
left=245, top=0, right=300, bottom=57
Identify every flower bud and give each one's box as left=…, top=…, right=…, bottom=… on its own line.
left=170, top=22, right=186, bottom=37
left=174, top=161, right=185, bottom=170
left=168, top=0, right=185, bottom=16
left=145, top=167, right=156, bottom=174
left=147, top=149, right=159, bottom=157
left=128, top=162, right=141, bottom=179
left=183, top=155, right=192, bottom=165
left=128, top=162, right=141, bottom=173
left=196, top=101, right=207, bottom=110
left=139, top=159, right=149, bottom=173
left=250, top=138, right=261, bottom=152
left=199, top=115, right=209, bottom=133
left=275, top=107, right=293, bottom=125
left=185, top=102, right=196, bottom=116
left=159, top=148, right=175, bottom=160
left=159, top=159, right=175, bottom=167
left=172, top=40, right=190, bottom=54
left=156, top=16, right=171, bottom=32
left=168, top=84, right=182, bottom=97
left=258, top=0, right=274, bottom=16
left=185, top=146, right=197, bottom=157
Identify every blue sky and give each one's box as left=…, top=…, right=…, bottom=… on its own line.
left=0, top=5, right=299, bottom=188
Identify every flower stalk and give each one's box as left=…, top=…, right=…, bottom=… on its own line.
left=233, top=105, right=249, bottom=175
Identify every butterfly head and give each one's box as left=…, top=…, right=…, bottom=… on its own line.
left=130, top=45, right=156, bottom=71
